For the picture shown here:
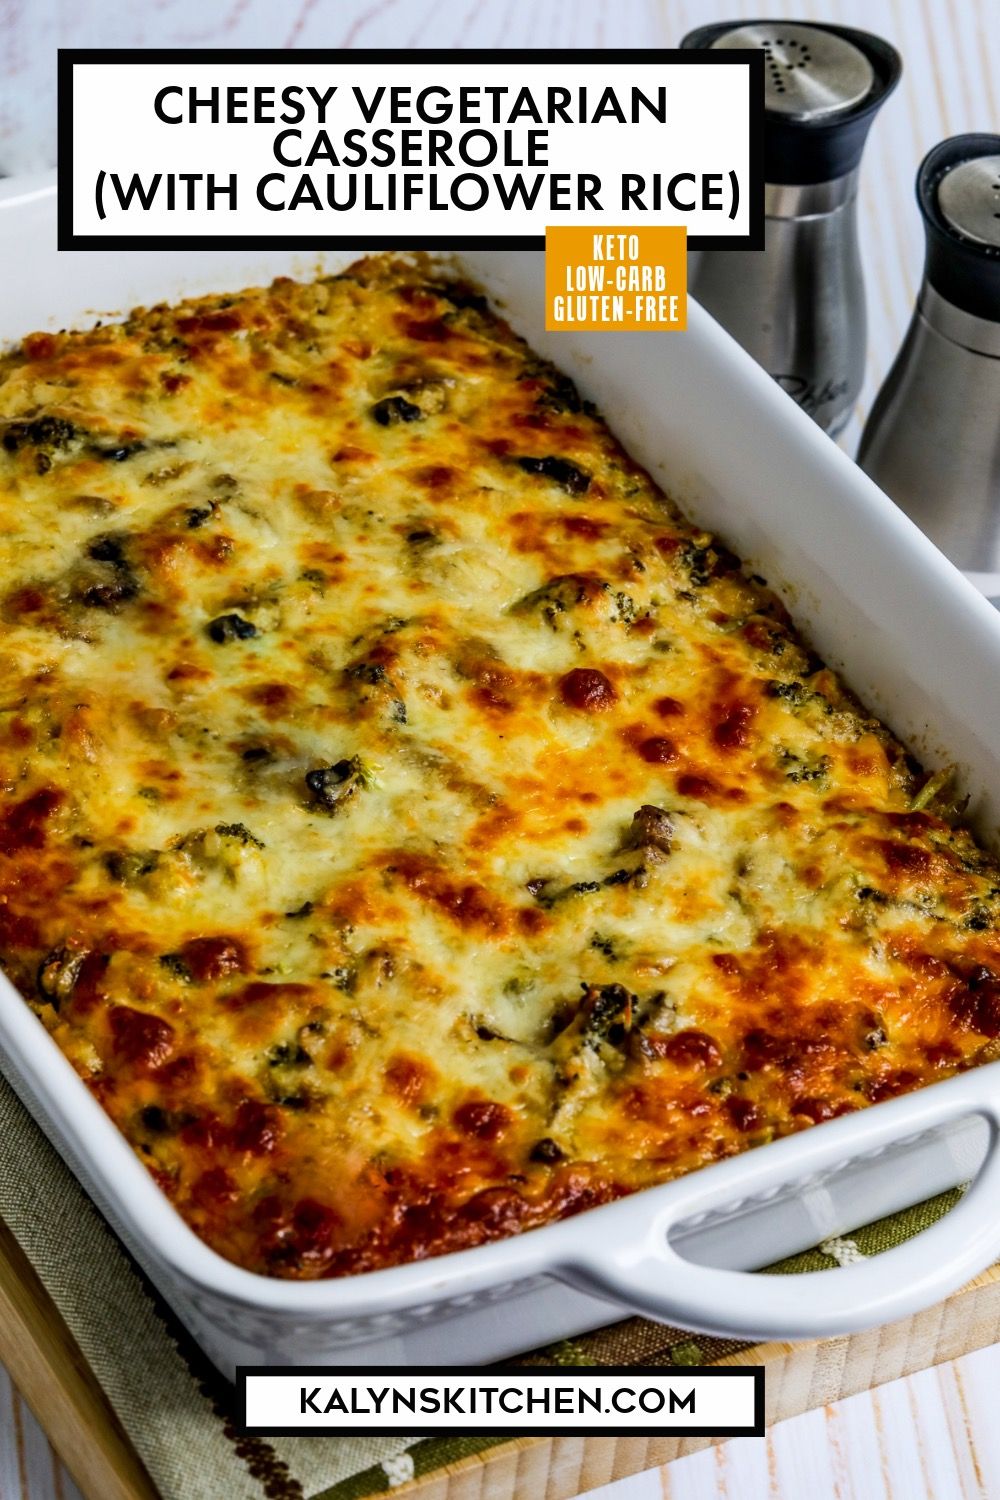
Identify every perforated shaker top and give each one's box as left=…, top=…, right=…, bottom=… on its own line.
left=917, top=137, right=1000, bottom=321
left=937, top=156, right=1000, bottom=250
left=683, top=19, right=900, bottom=185
left=711, top=22, right=875, bottom=122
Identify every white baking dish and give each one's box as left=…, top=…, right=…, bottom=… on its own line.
left=5, top=173, right=1000, bottom=1378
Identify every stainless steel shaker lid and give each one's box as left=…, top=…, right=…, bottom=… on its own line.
left=917, top=136, right=1000, bottom=322
left=937, top=156, right=1000, bottom=249
left=711, top=22, right=875, bottom=121
left=682, top=20, right=901, bottom=186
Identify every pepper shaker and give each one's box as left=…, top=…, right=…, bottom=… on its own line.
left=859, top=135, right=1000, bottom=581
left=681, top=21, right=901, bottom=437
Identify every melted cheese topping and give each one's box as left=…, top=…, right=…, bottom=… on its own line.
left=0, top=256, right=998, bottom=1278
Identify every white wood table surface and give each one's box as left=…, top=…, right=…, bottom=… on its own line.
left=1, top=1, right=999, bottom=1496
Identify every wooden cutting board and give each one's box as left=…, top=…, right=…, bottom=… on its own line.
left=397, top=1265, right=1000, bottom=1498
left=5, top=1216, right=1000, bottom=1500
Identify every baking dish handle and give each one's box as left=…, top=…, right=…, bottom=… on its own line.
left=559, top=1079, right=1000, bottom=1341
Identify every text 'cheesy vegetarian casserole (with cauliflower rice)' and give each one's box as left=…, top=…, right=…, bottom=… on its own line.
left=0, top=255, right=999, bottom=1279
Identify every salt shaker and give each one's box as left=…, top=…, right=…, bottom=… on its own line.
left=859, top=135, right=1000, bottom=581
left=681, top=21, right=901, bottom=437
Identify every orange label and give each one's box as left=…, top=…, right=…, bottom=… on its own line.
left=545, top=226, right=687, bottom=332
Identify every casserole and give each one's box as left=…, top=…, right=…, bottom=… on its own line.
left=4, top=172, right=1000, bottom=1375
left=12, top=245, right=1000, bottom=1285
